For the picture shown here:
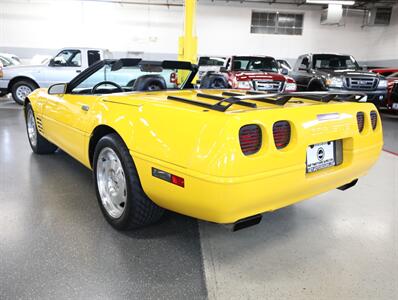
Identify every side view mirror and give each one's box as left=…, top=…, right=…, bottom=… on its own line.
left=48, top=83, right=67, bottom=95
left=362, top=65, right=368, bottom=71
left=219, top=67, right=227, bottom=72
left=280, top=68, right=289, bottom=75
left=299, top=65, right=310, bottom=72
left=48, top=58, right=55, bottom=66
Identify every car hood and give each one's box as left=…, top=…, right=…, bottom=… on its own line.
left=232, top=71, right=286, bottom=81
left=315, top=69, right=381, bottom=78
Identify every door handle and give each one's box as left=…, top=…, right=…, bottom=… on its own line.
left=76, top=70, right=82, bottom=73
left=81, top=105, right=89, bottom=111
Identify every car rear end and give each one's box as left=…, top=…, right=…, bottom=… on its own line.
left=137, top=96, right=382, bottom=224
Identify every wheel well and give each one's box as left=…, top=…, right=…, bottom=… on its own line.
left=8, top=76, right=39, bottom=93
left=89, top=125, right=118, bottom=167
left=308, top=79, right=324, bottom=91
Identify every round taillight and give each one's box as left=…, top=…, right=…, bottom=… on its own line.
left=356, top=112, right=365, bottom=133
left=239, top=125, right=262, bottom=155
left=370, top=110, right=378, bottom=130
left=273, top=121, right=291, bottom=149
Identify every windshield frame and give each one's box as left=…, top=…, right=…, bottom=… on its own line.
left=66, top=59, right=197, bottom=94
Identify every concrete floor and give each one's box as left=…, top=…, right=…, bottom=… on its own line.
left=0, top=97, right=397, bottom=300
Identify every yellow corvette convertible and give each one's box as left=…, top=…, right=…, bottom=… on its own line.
left=24, top=59, right=383, bottom=231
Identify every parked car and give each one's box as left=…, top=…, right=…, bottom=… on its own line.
left=290, top=53, right=388, bottom=108
left=197, top=56, right=226, bottom=82
left=0, top=52, right=21, bottom=66
left=0, top=54, right=19, bottom=97
left=384, top=72, right=398, bottom=111
left=370, top=68, right=398, bottom=77
left=0, top=47, right=108, bottom=104
left=24, top=58, right=382, bottom=230
left=200, top=56, right=297, bottom=92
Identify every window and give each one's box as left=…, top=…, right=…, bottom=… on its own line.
left=0, top=56, right=11, bottom=67
left=88, top=50, right=101, bottom=66
left=251, top=11, right=303, bottom=35
left=52, top=50, right=81, bottom=67
left=198, top=57, right=225, bottom=67
left=300, top=57, right=310, bottom=69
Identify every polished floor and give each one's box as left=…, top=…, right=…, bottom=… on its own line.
left=0, top=97, right=397, bottom=300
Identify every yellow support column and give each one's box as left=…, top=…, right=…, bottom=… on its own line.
left=178, top=0, right=198, bottom=83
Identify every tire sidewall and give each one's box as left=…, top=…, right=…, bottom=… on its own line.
left=93, top=135, right=137, bottom=230
left=25, top=103, right=38, bottom=152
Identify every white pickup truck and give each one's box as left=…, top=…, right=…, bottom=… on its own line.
left=0, top=47, right=109, bottom=104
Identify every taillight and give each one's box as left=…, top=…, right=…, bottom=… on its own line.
left=0, top=66, right=3, bottom=78
left=170, top=72, right=177, bottom=84
left=370, top=111, right=378, bottom=130
left=273, top=121, right=291, bottom=149
left=239, top=125, right=262, bottom=155
left=356, top=112, right=365, bottom=132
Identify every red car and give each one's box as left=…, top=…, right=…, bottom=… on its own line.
left=200, top=56, right=297, bottom=93
left=370, top=68, right=398, bottom=110
left=385, top=72, right=398, bottom=111
left=370, top=68, right=398, bottom=77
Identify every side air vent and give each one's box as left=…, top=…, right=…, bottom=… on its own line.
left=273, top=121, right=291, bottom=149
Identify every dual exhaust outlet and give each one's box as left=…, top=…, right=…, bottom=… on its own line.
left=229, top=178, right=358, bottom=232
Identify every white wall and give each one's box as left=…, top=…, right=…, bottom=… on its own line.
left=0, top=0, right=397, bottom=65
left=197, top=3, right=398, bottom=65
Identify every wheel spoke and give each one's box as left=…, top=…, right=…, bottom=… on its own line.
left=96, top=147, right=127, bottom=219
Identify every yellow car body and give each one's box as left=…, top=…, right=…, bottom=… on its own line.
left=27, top=87, right=383, bottom=224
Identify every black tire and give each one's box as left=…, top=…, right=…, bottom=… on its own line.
left=307, top=81, right=324, bottom=91
left=200, top=74, right=229, bottom=89
left=93, top=133, right=164, bottom=230
left=25, top=103, right=58, bottom=154
left=12, top=80, right=38, bottom=105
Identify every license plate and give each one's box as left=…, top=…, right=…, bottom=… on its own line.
left=306, top=141, right=335, bottom=173
left=393, top=103, right=398, bottom=110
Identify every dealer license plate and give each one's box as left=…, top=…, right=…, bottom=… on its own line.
left=306, top=141, right=335, bottom=173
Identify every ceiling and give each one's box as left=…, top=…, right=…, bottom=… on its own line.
left=69, top=0, right=398, bottom=9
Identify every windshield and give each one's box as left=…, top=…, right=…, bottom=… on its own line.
left=313, top=55, right=360, bottom=70
left=387, top=72, right=398, bottom=78
left=0, top=56, right=12, bottom=67
left=232, top=56, right=279, bottom=72
left=72, top=61, right=190, bottom=94
left=198, top=57, right=225, bottom=67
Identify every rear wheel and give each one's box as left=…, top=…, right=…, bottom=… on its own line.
left=25, top=103, right=57, bottom=154
left=12, top=80, right=38, bottom=105
left=93, top=133, right=164, bottom=230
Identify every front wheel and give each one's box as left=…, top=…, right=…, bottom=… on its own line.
left=25, top=103, right=58, bottom=154
left=12, top=80, right=38, bottom=105
left=93, top=133, right=164, bottom=230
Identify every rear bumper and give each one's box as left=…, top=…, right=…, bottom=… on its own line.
left=132, top=141, right=382, bottom=224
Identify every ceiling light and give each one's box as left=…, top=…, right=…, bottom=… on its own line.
left=306, top=0, right=355, bottom=5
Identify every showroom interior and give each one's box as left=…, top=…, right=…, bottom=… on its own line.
left=0, top=0, right=397, bottom=299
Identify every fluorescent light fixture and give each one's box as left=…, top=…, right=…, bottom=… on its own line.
left=306, top=0, right=355, bottom=5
